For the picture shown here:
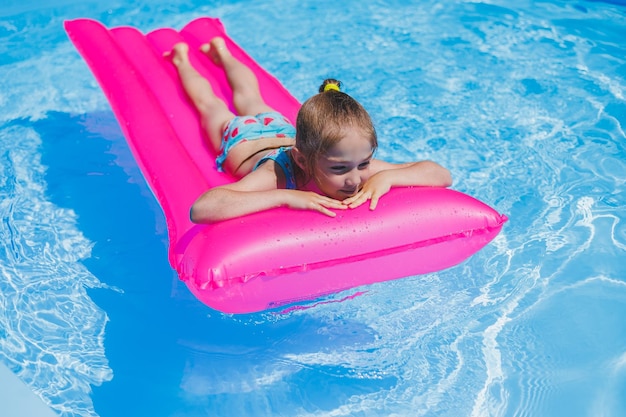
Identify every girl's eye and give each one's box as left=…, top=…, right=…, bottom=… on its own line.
left=358, top=161, right=371, bottom=169
left=330, top=166, right=347, bottom=172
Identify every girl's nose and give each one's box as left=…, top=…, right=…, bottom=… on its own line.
left=345, top=169, right=360, bottom=186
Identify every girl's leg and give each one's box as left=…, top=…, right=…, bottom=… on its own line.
left=168, top=43, right=234, bottom=152
left=201, top=37, right=274, bottom=116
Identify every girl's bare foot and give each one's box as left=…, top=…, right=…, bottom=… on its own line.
left=200, top=37, right=230, bottom=66
left=164, top=43, right=190, bottom=67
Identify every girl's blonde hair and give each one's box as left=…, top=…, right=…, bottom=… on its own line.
left=295, top=79, right=377, bottom=180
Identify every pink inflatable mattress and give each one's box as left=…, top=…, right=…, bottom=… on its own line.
left=64, top=17, right=507, bottom=313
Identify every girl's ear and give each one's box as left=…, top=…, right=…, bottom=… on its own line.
left=291, top=147, right=307, bottom=170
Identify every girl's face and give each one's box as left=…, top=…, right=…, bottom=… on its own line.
left=312, top=129, right=375, bottom=200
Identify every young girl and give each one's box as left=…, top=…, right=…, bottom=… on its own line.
left=167, top=38, right=452, bottom=223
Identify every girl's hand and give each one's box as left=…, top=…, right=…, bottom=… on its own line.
left=286, top=190, right=347, bottom=217
left=342, top=172, right=392, bottom=210
left=342, top=160, right=452, bottom=211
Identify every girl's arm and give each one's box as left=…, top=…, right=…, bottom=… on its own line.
left=190, top=162, right=346, bottom=223
left=343, top=159, right=452, bottom=210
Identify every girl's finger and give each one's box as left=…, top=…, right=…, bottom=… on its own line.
left=316, top=205, right=337, bottom=217
left=348, top=193, right=369, bottom=209
left=369, top=194, right=380, bottom=210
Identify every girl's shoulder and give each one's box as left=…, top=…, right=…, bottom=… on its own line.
left=254, top=147, right=297, bottom=189
left=370, top=158, right=399, bottom=173
left=223, top=160, right=283, bottom=192
left=227, top=153, right=299, bottom=191
left=371, top=158, right=422, bottom=172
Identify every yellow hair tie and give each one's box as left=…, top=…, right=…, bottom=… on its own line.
left=323, top=83, right=340, bottom=92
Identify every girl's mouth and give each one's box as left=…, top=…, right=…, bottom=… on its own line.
left=340, top=188, right=358, bottom=196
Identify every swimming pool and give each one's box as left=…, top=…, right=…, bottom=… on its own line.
left=1, top=0, right=625, bottom=416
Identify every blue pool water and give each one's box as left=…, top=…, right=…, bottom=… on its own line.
left=1, top=0, right=625, bottom=416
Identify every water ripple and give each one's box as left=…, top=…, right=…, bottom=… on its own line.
left=0, top=124, right=112, bottom=417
